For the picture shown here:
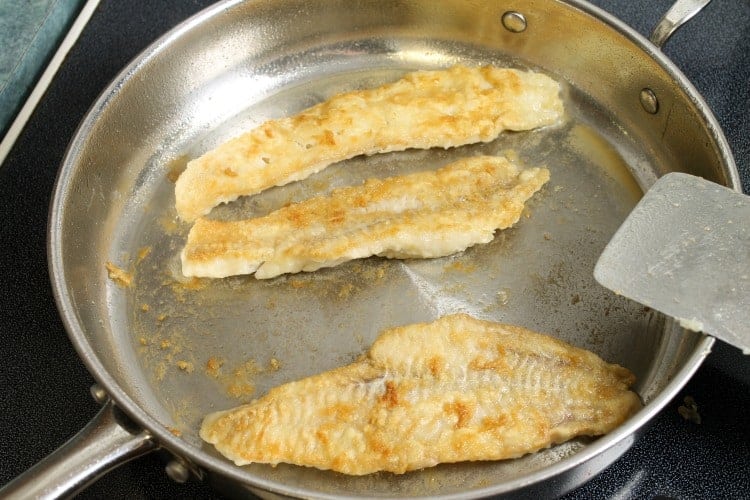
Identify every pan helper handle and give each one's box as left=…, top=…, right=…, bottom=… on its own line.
left=650, top=0, right=711, bottom=48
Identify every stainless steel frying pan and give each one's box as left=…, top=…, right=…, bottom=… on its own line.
left=1, top=0, right=740, bottom=498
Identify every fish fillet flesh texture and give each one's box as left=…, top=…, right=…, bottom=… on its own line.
left=200, top=314, right=641, bottom=475
left=175, top=65, right=563, bottom=221
left=181, top=155, right=549, bottom=279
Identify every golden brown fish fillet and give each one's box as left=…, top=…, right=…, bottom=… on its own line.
left=200, top=314, right=641, bottom=475
left=181, top=155, right=549, bottom=279
left=175, top=65, right=563, bottom=221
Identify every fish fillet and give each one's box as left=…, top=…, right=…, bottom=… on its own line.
left=181, top=155, right=549, bottom=279
left=175, top=65, right=563, bottom=221
left=200, top=314, right=641, bottom=475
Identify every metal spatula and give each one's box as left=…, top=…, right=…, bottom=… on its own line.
left=594, top=172, right=750, bottom=353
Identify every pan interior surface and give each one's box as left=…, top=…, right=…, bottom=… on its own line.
left=51, top=0, right=731, bottom=497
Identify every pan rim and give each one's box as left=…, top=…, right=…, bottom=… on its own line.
left=47, top=0, right=736, bottom=497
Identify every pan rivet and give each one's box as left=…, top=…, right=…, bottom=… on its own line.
left=165, top=460, right=191, bottom=483
left=640, top=88, right=659, bottom=114
left=501, top=11, right=527, bottom=33
left=89, top=384, right=108, bottom=405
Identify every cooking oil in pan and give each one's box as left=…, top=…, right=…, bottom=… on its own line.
left=567, top=123, right=642, bottom=204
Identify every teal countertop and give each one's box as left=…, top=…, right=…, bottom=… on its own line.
left=0, top=0, right=84, bottom=136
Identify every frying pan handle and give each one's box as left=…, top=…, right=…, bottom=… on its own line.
left=0, top=398, right=156, bottom=499
left=650, top=0, right=711, bottom=48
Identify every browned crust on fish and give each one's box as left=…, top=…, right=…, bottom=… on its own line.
left=181, top=155, right=549, bottom=278
left=200, top=314, right=641, bottom=475
left=175, top=65, right=563, bottom=221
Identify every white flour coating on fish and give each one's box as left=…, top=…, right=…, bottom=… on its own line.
left=200, top=314, right=641, bottom=475
left=175, top=65, right=563, bottom=221
left=181, top=155, right=549, bottom=279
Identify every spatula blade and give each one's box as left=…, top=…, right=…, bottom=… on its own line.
left=594, top=172, right=750, bottom=353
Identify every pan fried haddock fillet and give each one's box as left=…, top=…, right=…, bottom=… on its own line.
left=181, top=155, right=549, bottom=279
left=200, top=314, right=641, bottom=475
left=175, top=65, right=563, bottom=221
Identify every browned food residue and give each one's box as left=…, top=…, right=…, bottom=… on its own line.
left=206, top=357, right=224, bottom=378
left=226, top=379, right=255, bottom=399
left=168, top=276, right=209, bottom=303
left=202, top=358, right=277, bottom=399
left=136, top=246, right=152, bottom=264
left=177, top=360, right=194, bottom=373
left=171, top=277, right=209, bottom=292
left=105, top=261, right=133, bottom=288
left=443, top=260, right=477, bottom=273
left=289, top=279, right=308, bottom=289
left=155, top=363, right=167, bottom=382
left=159, top=215, right=180, bottom=235
left=338, top=283, right=355, bottom=299
left=222, top=360, right=262, bottom=399
left=361, top=263, right=388, bottom=282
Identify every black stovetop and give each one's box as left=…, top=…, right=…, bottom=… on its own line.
left=0, top=1, right=748, bottom=498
